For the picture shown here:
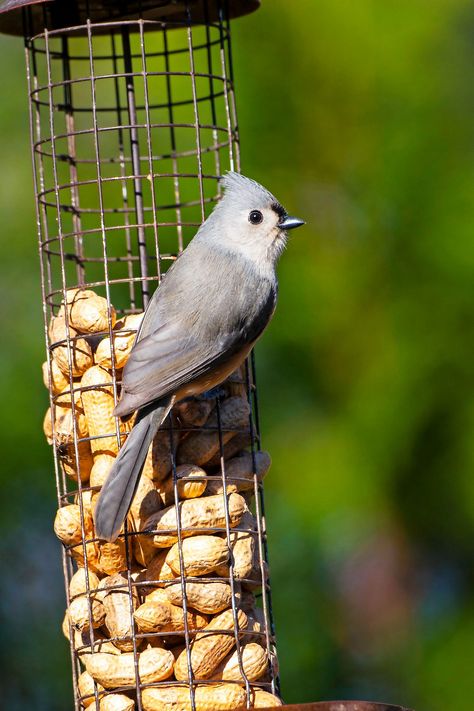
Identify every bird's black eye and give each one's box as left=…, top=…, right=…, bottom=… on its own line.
left=249, top=210, right=263, bottom=225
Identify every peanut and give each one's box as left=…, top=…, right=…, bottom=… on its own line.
left=74, top=629, right=122, bottom=659
left=250, top=689, right=283, bottom=707
left=215, top=511, right=256, bottom=581
left=174, top=398, right=214, bottom=428
left=213, top=642, right=268, bottom=682
left=142, top=425, right=179, bottom=483
left=145, top=493, right=246, bottom=548
left=205, top=452, right=271, bottom=496
left=69, top=569, right=105, bottom=632
left=90, top=453, right=116, bottom=488
left=145, top=549, right=177, bottom=586
left=54, top=504, right=89, bottom=547
left=81, top=366, right=123, bottom=455
left=95, top=313, right=144, bottom=369
left=77, top=670, right=104, bottom=707
left=49, top=314, right=93, bottom=377
left=100, top=695, right=135, bottom=711
left=54, top=503, right=100, bottom=571
left=44, top=396, right=93, bottom=481
left=158, top=464, right=207, bottom=507
left=129, top=475, right=161, bottom=527
left=205, top=432, right=252, bottom=467
left=163, top=580, right=233, bottom=615
left=59, top=441, right=94, bottom=483
left=84, top=647, right=174, bottom=689
left=96, top=538, right=128, bottom=576
left=54, top=382, right=83, bottom=408
left=141, top=684, right=246, bottom=711
left=46, top=400, right=88, bottom=446
left=128, top=475, right=161, bottom=567
left=134, top=590, right=208, bottom=634
left=100, top=573, right=139, bottom=652
left=174, top=608, right=247, bottom=681
left=177, top=397, right=250, bottom=466
left=166, top=535, right=229, bottom=577
left=42, top=358, right=69, bottom=394
left=65, top=288, right=116, bottom=334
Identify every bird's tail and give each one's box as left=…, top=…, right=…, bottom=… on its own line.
left=94, top=398, right=173, bottom=542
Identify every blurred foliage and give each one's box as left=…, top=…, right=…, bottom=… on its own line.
left=1, top=1, right=474, bottom=709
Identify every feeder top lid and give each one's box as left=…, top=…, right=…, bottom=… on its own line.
left=0, top=0, right=260, bottom=36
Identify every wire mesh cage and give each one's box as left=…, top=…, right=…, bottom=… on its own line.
left=0, top=1, right=282, bottom=709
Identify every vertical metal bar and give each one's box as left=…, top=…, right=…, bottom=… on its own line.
left=163, top=27, right=184, bottom=254
left=61, top=35, right=85, bottom=285
left=30, top=34, right=54, bottom=309
left=222, top=0, right=241, bottom=172
left=186, top=6, right=205, bottom=222
left=217, top=1, right=236, bottom=173
left=203, top=0, right=222, bottom=196
left=111, top=31, right=137, bottom=310
left=138, top=18, right=161, bottom=284
left=122, top=26, right=150, bottom=308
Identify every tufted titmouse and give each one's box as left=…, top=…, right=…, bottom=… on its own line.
left=94, top=172, right=304, bottom=541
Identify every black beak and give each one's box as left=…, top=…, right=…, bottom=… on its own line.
left=279, top=215, right=305, bottom=231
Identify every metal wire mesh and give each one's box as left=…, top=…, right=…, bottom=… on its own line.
left=24, top=3, right=279, bottom=709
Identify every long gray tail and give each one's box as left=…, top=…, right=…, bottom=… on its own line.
left=94, top=398, right=173, bottom=542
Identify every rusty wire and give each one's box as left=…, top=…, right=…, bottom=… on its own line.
left=24, top=2, right=278, bottom=709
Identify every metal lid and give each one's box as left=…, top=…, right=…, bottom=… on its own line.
left=0, top=0, right=260, bottom=36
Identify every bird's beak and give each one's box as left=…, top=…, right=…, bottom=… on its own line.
left=279, top=215, right=305, bottom=231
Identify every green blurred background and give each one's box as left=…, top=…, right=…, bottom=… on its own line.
left=1, top=1, right=474, bottom=708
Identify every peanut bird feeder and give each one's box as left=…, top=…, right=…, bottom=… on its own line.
left=0, top=0, right=415, bottom=709
left=0, top=0, right=281, bottom=709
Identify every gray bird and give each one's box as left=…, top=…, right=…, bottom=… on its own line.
left=94, top=172, right=304, bottom=541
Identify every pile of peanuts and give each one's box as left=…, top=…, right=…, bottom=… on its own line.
left=43, top=288, right=281, bottom=711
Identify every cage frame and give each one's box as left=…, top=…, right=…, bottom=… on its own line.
left=10, top=2, right=281, bottom=710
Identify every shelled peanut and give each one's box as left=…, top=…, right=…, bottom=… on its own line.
left=43, top=288, right=280, bottom=709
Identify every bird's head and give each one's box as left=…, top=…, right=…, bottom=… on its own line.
left=203, top=172, right=305, bottom=268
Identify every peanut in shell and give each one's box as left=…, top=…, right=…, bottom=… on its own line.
left=157, top=464, right=207, bottom=507
left=81, top=366, right=122, bottom=455
left=49, top=314, right=93, bottom=377
left=134, top=590, right=208, bottom=634
left=165, top=535, right=229, bottom=577
left=173, top=608, right=247, bottom=681
left=163, top=579, right=233, bottom=615
left=84, top=647, right=174, bottom=689
left=213, top=642, right=268, bottom=682
left=176, top=397, right=250, bottom=466
left=250, top=689, right=283, bottom=707
left=205, top=451, right=271, bottom=496
left=42, top=358, right=69, bottom=394
left=95, top=312, right=143, bottom=369
left=65, top=288, right=116, bottom=335
left=100, top=573, right=139, bottom=652
left=77, top=670, right=104, bottom=707
left=145, top=493, right=246, bottom=548
left=141, top=683, right=246, bottom=711
left=100, top=695, right=135, bottom=711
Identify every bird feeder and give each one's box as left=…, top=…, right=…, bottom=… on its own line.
left=0, top=1, right=416, bottom=710
left=0, top=0, right=280, bottom=709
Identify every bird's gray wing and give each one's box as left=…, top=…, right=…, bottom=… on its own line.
left=115, top=319, right=243, bottom=416
left=115, top=241, right=276, bottom=417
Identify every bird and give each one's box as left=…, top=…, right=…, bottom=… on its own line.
left=94, top=171, right=305, bottom=541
